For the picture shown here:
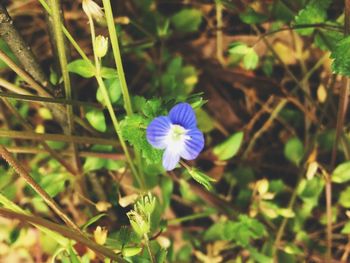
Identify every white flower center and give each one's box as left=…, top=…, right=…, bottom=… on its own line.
left=166, top=124, right=190, bottom=154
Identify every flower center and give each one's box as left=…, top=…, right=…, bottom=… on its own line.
left=169, top=124, right=187, bottom=141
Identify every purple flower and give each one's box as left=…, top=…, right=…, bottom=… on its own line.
left=146, top=103, right=205, bottom=171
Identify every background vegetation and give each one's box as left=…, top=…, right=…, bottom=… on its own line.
left=1, top=0, right=350, bottom=262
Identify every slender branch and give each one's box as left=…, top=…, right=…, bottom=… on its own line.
left=327, top=1, right=350, bottom=260
left=0, top=130, right=119, bottom=146
left=0, top=207, right=125, bottom=262
left=0, top=145, right=81, bottom=232
left=102, top=0, right=133, bottom=116
left=4, top=146, right=125, bottom=160
left=0, top=89, right=102, bottom=109
left=38, top=0, right=91, bottom=63
left=0, top=49, right=97, bottom=135
left=1, top=98, right=77, bottom=175
left=0, top=3, right=54, bottom=93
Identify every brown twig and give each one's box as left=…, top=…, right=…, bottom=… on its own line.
left=0, top=145, right=80, bottom=232
left=0, top=3, right=54, bottom=93
left=0, top=207, right=125, bottom=262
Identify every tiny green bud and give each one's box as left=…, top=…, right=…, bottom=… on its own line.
left=95, top=35, right=109, bottom=58
left=136, top=192, right=156, bottom=216
left=127, top=210, right=150, bottom=237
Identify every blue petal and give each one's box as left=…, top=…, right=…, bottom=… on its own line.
left=146, top=116, right=171, bottom=149
left=168, top=103, right=196, bottom=129
left=180, top=128, right=204, bottom=160
left=162, top=148, right=180, bottom=171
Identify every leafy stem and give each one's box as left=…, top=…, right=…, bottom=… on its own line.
left=87, top=15, right=145, bottom=189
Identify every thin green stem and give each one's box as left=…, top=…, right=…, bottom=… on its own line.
left=144, top=234, right=156, bottom=263
left=49, top=0, right=80, bottom=173
left=215, top=0, right=224, bottom=64
left=38, top=0, right=91, bottom=64
left=87, top=16, right=144, bottom=188
left=168, top=211, right=215, bottom=225
left=101, top=0, right=133, bottom=116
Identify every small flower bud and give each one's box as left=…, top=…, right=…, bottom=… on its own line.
left=127, top=210, right=150, bottom=237
left=136, top=192, right=156, bottom=216
left=95, top=35, right=109, bottom=58
left=94, top=226, right=108, bottom=245
left=82, top=0, right=106, bottom=25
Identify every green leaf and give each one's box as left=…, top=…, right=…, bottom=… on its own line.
left=239, top=7, right=267, bottom=24
left=121, top=114, right=162, bottom=164
left=86, top=110, right=106, bottom=132
left=100, top=67, right=117, bottom=79
left=243, top=49, right=259, bottom=70
left=331, top=36, right=350, bottom=76
left=81, top=213, right=107, bottom=231
left=341, top=221, right=350, bottom=234
left=339, top=186, right=350, bottom=208
left=67, top=59, right=95, bottom=78
left=0, top=39, right=18, bottom=69
left=171, top=9, right=202, bottom=33
left=160, top=177, right=173, bottom=211
left=229, top=42, right=250, bottom=55
left=96, top=78, right=121, bottom=105
left=294, top=0, right=331, bottom=35
left=188, top=169, right=215, bottom=190
left=39, top=173, right=70, bottom=197
left=83, top=156, right=105, bottom=172
left=213, top=131, right=244, bottom=161
left=314, top=29, right=343, bottom=51
left=196, top=108, right=214, bottom=133
left=332, top=161, right=350, bottom=183
left=284, top=137, right=304, bottom=165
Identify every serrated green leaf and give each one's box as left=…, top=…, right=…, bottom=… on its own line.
left=68, top=59, right=95, bottom=78
left=213, top=131, right=244, bottom=161
left=284, top=137, right=304, bottom=165
left=171, top=9, right=202, bottom=33
left=331, top=36, right=350, bottom=76
left=86, top=110, right=106, bottom=132
left=121, top=114, right=162, bottom=164
left=332, top=161, right=350, bottom=183
left=294, top=0, right=331, bottom=35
